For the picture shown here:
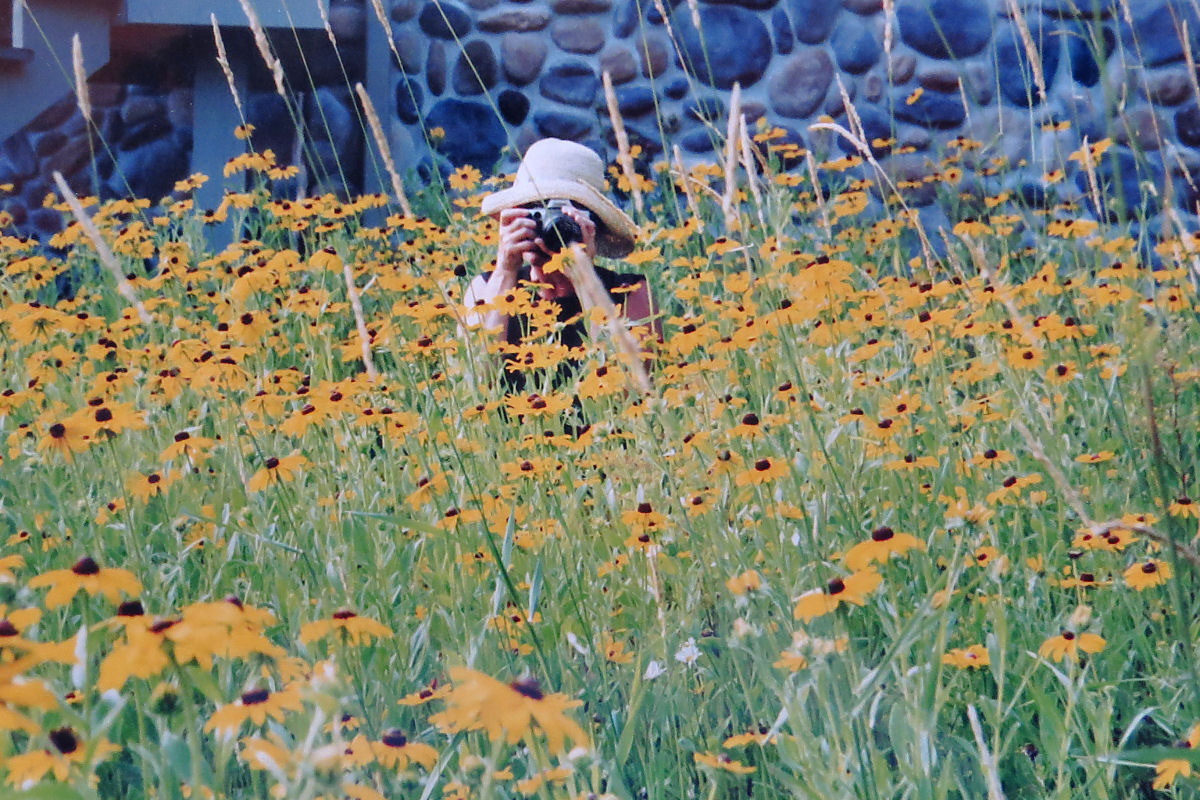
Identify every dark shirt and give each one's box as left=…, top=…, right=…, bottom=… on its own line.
left=479, top=264, right=644, bottom=394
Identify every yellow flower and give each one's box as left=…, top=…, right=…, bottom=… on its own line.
left=299, top=609, right=393, bottom=645
left=204, top=686, right=304, bottom=735
left=725, top=569, right=764, bottom=595
left=843, top=527, right=926, bottom=571
left=735, top=456, right=790, bottom=486
left=28, top=556, right=141, bottom=608
left=4, top=727, right=120, bottom=786
left=941, top=645, right=989, bottom=669
left=694, top=751, right=756, bottom=773
left=429, top=668, right=588, bottom=752
left=247, top=452, right=307, bottom=492
left=1124, top=559, right=1172, bottom=591
left=793, top=568, right=882, bottom=622
left=1038, top=630, right=1105, bottom=662
left=448, top=164, right=482, bottom=192
left=1153, top=758, right=1192, bottom=790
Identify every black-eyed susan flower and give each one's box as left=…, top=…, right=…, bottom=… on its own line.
left=299, top=609, right=393, bottom=645
left=370, top=729, right=439, bottom=770
left=725, top=569, right=764, bottom=596
left=793, top=568, right=882, bottom=622
left=429, top=668, right=588, bottom=752
left=246, top=452, right=307, bottom=492
left=942, top=645, right=990, bottom=669
left=735, top=456, right=789, bottom=486
left=1124, top=560, right=1172, bottom=591
left=1153, top=758, right=1193, bottom=790
left=28, top=556, right=141, bottom=608
left=843, top=526, right=926, bottom=571
left=1038, top=630, right=1105, bottom=662
left=1168, top=496, right=1198, bottom=518
left=37, top=417, right=92, bottom=460
left=4, top=727, right=120, bottom=786
left=204, top=685, right=303, bottom=736
left=694, top=751, right=756, bottom=774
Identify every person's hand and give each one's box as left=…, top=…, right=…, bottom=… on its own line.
left=560, top=204, right=597, bottom=261
left=496, top=208, right=550, bottom=274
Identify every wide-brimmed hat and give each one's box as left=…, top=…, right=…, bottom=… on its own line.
left=480, top=138, right=639, bottom=258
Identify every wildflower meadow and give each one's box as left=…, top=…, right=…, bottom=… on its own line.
left=2, top=46, right=1200, bottom=800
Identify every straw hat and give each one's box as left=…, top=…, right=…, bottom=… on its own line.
left=481, top=138, right=640, bottom=258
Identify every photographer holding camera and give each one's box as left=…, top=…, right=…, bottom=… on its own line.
left=463, top=139, right=658, bottom=394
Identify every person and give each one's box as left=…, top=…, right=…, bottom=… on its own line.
left=463, top=138, right=659, bottom=396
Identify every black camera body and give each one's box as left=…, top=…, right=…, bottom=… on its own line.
left=527, top=199, right=586, bottom=253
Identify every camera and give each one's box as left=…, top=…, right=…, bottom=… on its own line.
left=527, top=199, right=586, bottom=253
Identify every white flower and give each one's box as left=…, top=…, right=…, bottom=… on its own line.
left=643, top=660, right=666, bottom=680
left=674, top=637, right=700, bottom=665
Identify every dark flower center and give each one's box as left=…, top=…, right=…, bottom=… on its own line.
left=174, top=431, right=190, bottom=442
left=1141, top=562, right=1158, bottom=574
left=1002, top=476, right=1018, bottom=488
left=49, top=423, right=66, bottom=439
left=240, top=687, right=270, bottom=705
left=332, top=609, right=357, bottom=619
left=871, top=526, right=894, bottom=542
left=0, top=619, right=18, bottom=636
left=637, top=502, right=653, bottom=514
left=381, top=729, right=408, bottom=748
left=827, top=578, right=846, bottom=595
left=265, top=457, right=280, bottom=469
left=983, top=449, right=998, bottom=459
left=72, top=556, right=101, bottom=575
left=741, top=413, right=759, bottom=426
left=149, top=618, right=180, bottom=634
left=510, top=676, right=544, bottom=700
left=117, top=600, right=145, bottom=617
left=1080, top=573, right=1095, bottom=583
left=754, top=459, right=771, bottom=471
left=49, top=727, right=79, bottom=755
left=1061, top=631, right=1076, bottom=641
left=94, top=407, right=114, bottom=423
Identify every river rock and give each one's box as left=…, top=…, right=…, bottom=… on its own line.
left=772, top=8, right=794, bottom=54
left=1146, top=68, right=1193, bottom=105
left=552, top=18, right=606, bottom=53
left=768, top=49, right=833, bottom=118
left=328, top=4, right=366, bottom=41
left=395, top=28, right=425, bottom=73
left=534, top=110, right=593, bottom=139
left=552, top=0, right=612, bottom=11
left=788, top=0, right=840, bottom=44
left=666, top=77, right=690, bottom=98
left=617, top=86, right=658, bottom=116
left=1178, top=103, right=1200, bottom=147
left=452, top=41, right=498, bottom=94
left=1076, top=145, right=1163, bottom=218
left=419, top=1, right=471, bottom=38
left=395, top=78, right=424, bottom=124
left=995, top=21, right=1061, bottom=107
left=0, top=133, right=36, bottom=179
left=639, top=35, right=670, bottom=77
left=1121, top=0, right=1200, bottom=67
left=897, top=0, right=991, bottom=59
left=498, top=89, right=530, bottom=124
left=614, top=0, right=638, bottom=37
left=831, top=15, right=881, bottom=74
left=427, top=98, right=507, bottom=168
left=501, top=34, right=548, bottom=85
left=391, top=0, right=419, bottom=21
left=427, top=41, right=447, bottom=94
left=600, top=46, right=637, bottom=83
left=893, top=87, right=964, bottom=128
left=1115, top=105, right=1164, bottom=150
left=677, top=7, right=772, bottom=89
left=540, top=61, right=599, bottom=106
left=843, top=0, right=882, bottom=12
left=479, top=8, right=550, bottom=32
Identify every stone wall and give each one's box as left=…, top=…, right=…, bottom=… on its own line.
left=3, top=0, right=1200, bottom=240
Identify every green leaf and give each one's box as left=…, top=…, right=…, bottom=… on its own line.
left=11, top=786, right=86, bottom=800
left=529, top=558, right=543, bottom=617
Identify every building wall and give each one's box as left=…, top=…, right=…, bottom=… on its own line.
left=2, top=0, right=1200, bottom=240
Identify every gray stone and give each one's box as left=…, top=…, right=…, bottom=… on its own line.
left=391, top=0, right=419, bottom=22
left=617, top=86, right=657, bottom=116
left=306, top=89, right=357, bottom=150
left=863, top=71, right=883, bottom=101
left=395, top=78, right=424, bottom=124
left=704, top=0, right=780, bottom=10
left=665, top=77, right=690, bottom=98
left=881, top=153, right=938, bottom=205
left=501, top=33, right=548, bottom=85
left=119, top=117, right=172, bottom=151
left=535, top=110, right=593, bottom=139
left=772, top=8, right=794, bottom=54
left=1177, top=103, right=1200, bottom=146
left=639, top=35, right=670, bottom=78
left=1121, top=1, right=1200, bottom=67
left=680, top=128, right=720, bottom=153
left=843, top=0, right=881, bottom=12
left=683, top=95, right=726, bottom=122
left=897, top=0, right=991, bottom=59
left=328, top=4, right=366, bottom=41
left=246, top=93, right=293, bottom=158
left=1116, top=106, right=1164, bottom=150
left=768, top=49, right=833, bottom=118
left=419, top=1, right=471, bottom=38
left=540, top=61, right=599, bottom=106
left=831, top=15, right=881, bottom=74
left=452, top=40, right=499, bottom=94
left=1075, top=145, right=1163, bottom=219
left=1, top=134, right=37, bottom=179
left=600, top=47, right=638, bottom=83
left=552, top=18, right=606, bottom=53
left=551, top=0, right=611, bottom=11
left=43, top=135, right=90, bottom=175
left=918, top=66, right=962, bottom=93
left=825, top=78, right=856, bottom=116
left=395, top=29, right=425, bottom=73
left=1147, top=69, right=1194, bottom=106
left=614, top=0, right=638, bottom=37
left=1014, top=0, right=1118, bottom=18
left=427, top=41, right=447, bottom=94
left=33, top=131, right=66, bottom=159
left=121, top=95, right=166, bottom=127
left=90, top=83, right=125, bottom=108
left=499, top=89, right=530, bottom=124
left=788, top=0, right=840, bottom=44
left=677, top=7, right=772, bottom=89
left=30, top=208, right=63, bottom=236
left=465, top=0, right=500, bottom=9
left=890, top=53, right=917, bottom=84
left=1067, top=21, right=1114, bottom=86
left=893, top=87, right=964, bottom=128
left=427, top=98, right=508, bottom=168
left=2, top=199, right=27, bottom=227
left=113, top=132, right=189, bottom=200
left=479, top=8, right=550, bottom=31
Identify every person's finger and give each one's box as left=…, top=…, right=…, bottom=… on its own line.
left=499, top=207, right=530, bottom=222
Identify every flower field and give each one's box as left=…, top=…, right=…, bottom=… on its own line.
left=0, top=126, right=1199, bottom=799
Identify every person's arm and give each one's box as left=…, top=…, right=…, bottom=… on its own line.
left=461, top=208, right=545, bottom=334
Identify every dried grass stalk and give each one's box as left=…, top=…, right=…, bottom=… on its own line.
left=71, top=34, right=92, bottom=126
left=603, top=71, right=644, bottom=217
left=237, top=0, right=286, bottom=98
left=1004, top=0, right=1046, bottom=104
left=341, top=258, right=379, bottom=382
left=52, top=171, right=151, bottom=324
left=803, top=149, right=831, bottom=238
left=355, top=83, right=413, bottom=217
left=673, top=145, right=702, bottom=226
left=562, top=246, right=652, bottom=394
left=722, top=82, right=741, bottom=231
left=738, top=115, right=766, bottom=230
left=211, top=15, right=246, bottom=118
